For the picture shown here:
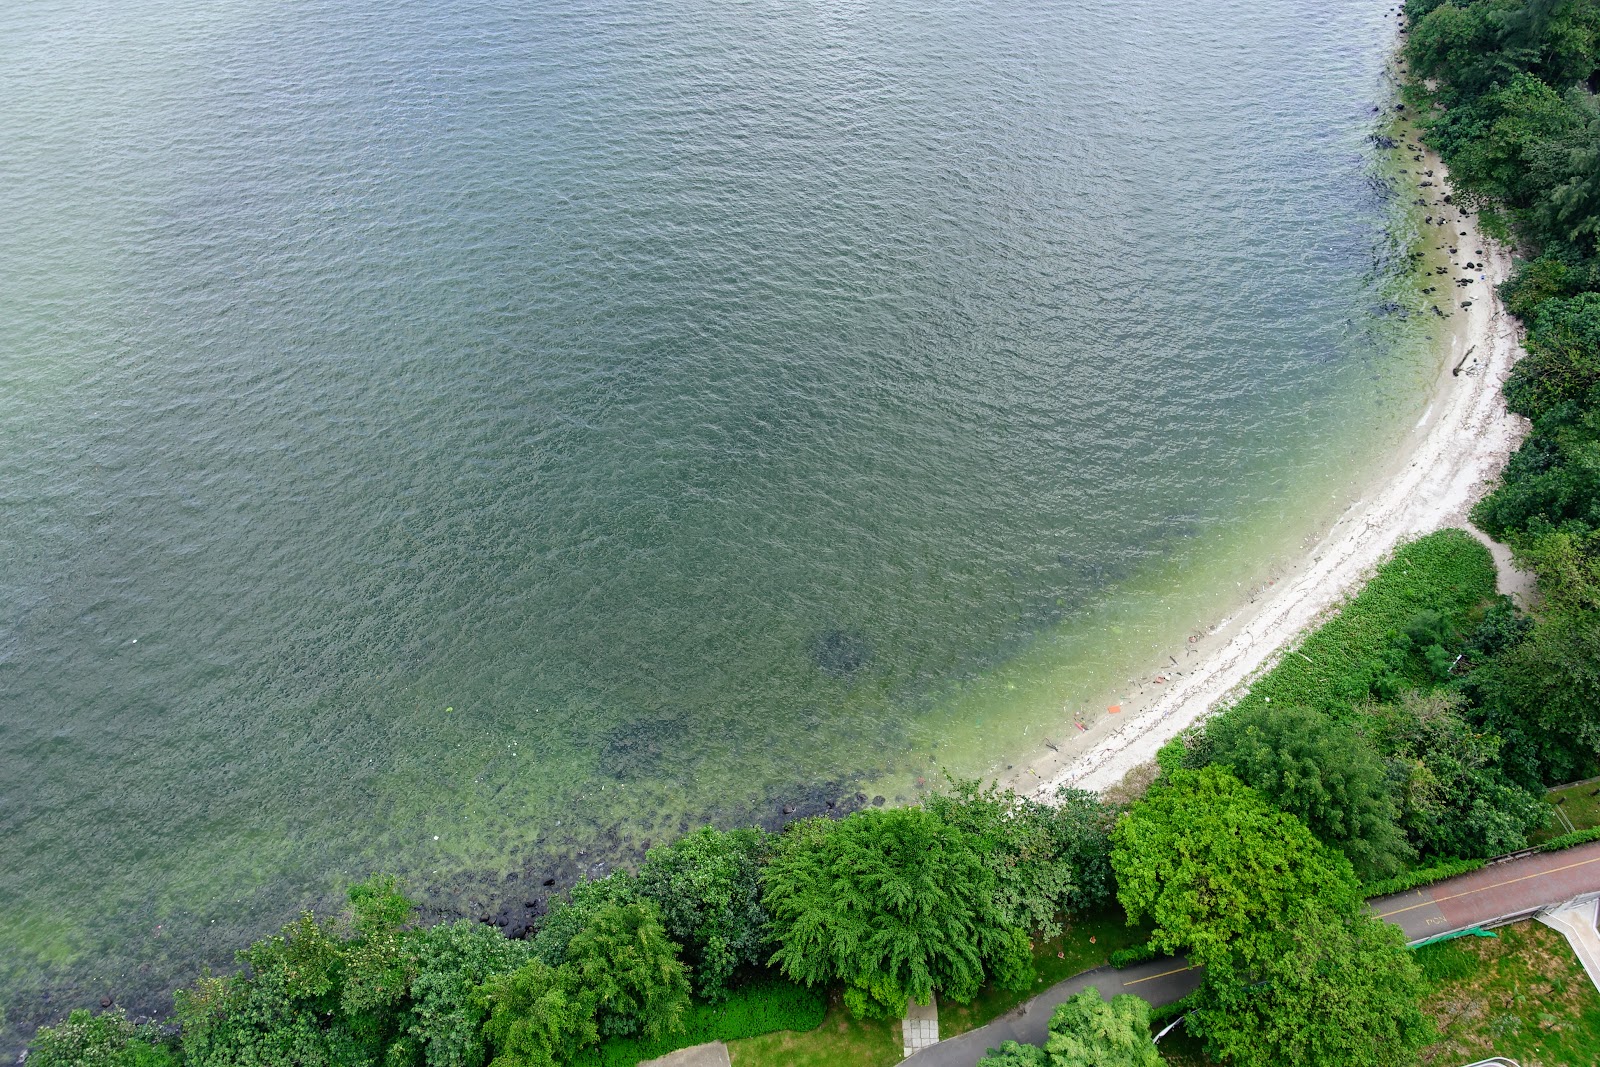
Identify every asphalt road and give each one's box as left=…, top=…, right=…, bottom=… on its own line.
left=900, top=957, right=1200, bottom=1066
left=1370, top=840, right=1600, bottom=943
left=905, top=840, right=1600, bottom=1066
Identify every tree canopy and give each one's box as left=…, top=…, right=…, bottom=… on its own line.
left=1203, top=704, right=1413, bottom=879
left=635, top=825, right=771, bottom=1001
left=762, top=806, right=1031, bottom=1018
left=1111, top=767, right=1359, bottom=966
left=977, top=988, right=1161, bottom=1067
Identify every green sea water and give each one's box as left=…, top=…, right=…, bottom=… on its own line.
left=1, top=0, right=1439, bottom=1038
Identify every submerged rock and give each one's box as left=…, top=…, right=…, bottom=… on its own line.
left=812, top=629, right=871, bottom=676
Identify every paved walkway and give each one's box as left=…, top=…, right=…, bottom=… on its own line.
left=638, top=1042, right=731, bottom=1067
left=902, top=994, right=939, bottom=1057
left=907, top=841, right=1600, bottom=1067
left=1538, top=898, right=1600, bottom=992
left=901, top=957, right=1200, bottom=1066
left=1369, top=840, right=1600, bottom=942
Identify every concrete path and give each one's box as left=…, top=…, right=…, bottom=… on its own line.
left=638, top=1042, right=731, bottom=1067
left=908, top=842, right=1600, bottom=1067
left=1538, top=897, right=1600, bottom=993
left=901, top=957, right=1201, bottom=1066
left=1370, top=841, right=1600, bottom=942
left=902, top=994, right=939, bottom=1058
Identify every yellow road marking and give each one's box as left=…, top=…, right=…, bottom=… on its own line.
left=1124, top=964, right=1193, bottom=986
left=1375, top=854, right=1600, bottom=918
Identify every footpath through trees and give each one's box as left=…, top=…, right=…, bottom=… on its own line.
left=904, top=839, right=1600, bottom=1067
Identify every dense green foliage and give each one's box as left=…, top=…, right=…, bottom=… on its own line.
left=1192, top=902, right=1432, bottom=1067
left=1402, top=0, right=1600, bottom=790
left=635, top=825, right=771, bottom=1002
left=24, top=1008, right=178, bottom=1067
left=1114, top=769, right=1432, bottom=1066
left=975, top=988, right=1161, bottom=1067
left=562, top=901, right=690, bottom=1041
left=479, top=960, right=596, bottom=1067
left=762, top=806, right=1032, bottom=1019
left=1205, top=704, right=1413, bottom=879
left=926, top=781, right=1116, bottom=940
left=1112, top=767, right=1361, bottom=966
left=406, top=921, right=534, bottom=1067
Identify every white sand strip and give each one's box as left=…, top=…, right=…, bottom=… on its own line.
left=1023, top=154, right=1529, bottom=800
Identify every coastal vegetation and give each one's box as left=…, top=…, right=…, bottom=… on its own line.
left=20, top=2, right=1600, bottom=1066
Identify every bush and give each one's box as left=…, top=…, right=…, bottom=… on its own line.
left=569, top=979, right=825, bottom=1066
left=1108, top=943, right=1159, bottom=968
left=1362, top=858, right=1486, bottom=897
left=26, top=1008, right=178, bottom=1067
left=1539, top=825, right=1600, bottom=852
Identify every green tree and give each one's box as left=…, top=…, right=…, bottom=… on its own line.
left=176, top=912, right=366, bottom=1067
left=530, top=873, right=638, bottom=966
left=1502, top=292, right=1600, bottom=419
left=762, top=807, right=1031, bottom=1019
left=479, top=960, right=596, bottom=1067
left=1370, top=691, right=1547, bottom=856
left=635, top=825, right=770, bottom=1001
left=405, top=920, right=534, bottom=1067
left=927, top=781, right=1115, bottom=939
left=1192, top=902, right=1432, bottom=1067
left=1203, top=704, right=1413, bottom=879
left=562, top=900, right=690, bottom=1041
left=26, top=1008, right=178, bottom=1067
left=977, top=989, right=1160, bottom=1067
left=1110, top=767, right=1359, bottom=966
left=341, top=874, right=419, bottom=1054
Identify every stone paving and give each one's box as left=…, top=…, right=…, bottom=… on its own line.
left=902, top=993, right=940, bottom=1058
left=637, top=1040, right=731, bottom=1067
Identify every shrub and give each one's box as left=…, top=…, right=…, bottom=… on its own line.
left=1363, top=858, right=1486, bottom=897
left=568, top=979, right=825, bottom=1066
left=1108, top=944, right=1159, bottom=969
left=1539, top=825, right=1600, bottom=852
left=26, top=1008, right=178, bottom=1067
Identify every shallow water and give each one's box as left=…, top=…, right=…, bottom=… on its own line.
left=0, top=0, right=1434, bottom=1036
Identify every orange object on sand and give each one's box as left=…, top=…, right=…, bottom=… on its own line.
left=1108, top=704, right=1122, bottom=714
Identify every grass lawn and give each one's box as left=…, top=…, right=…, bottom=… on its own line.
left=1529, top=779, right=1600, bottom=845
left=1418, top=920, right=1600, bottom=1066
left=726, top=904, right=1149, bottom=1065
left=726, top=997, right=901, bottom=1067
left=939, top=904, right=1151, bottom=1038
left=1156, top=1024, right=1213, bottom=1066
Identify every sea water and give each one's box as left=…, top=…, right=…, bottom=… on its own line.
left=0, top=0, right=1435, bottom=1036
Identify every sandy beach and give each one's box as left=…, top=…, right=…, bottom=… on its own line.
left=1009, top=144, right=1531, bottom=801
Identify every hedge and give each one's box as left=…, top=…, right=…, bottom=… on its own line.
left=1362, top=858, right=1485, bottom=898
left=1539, top=826, right=1600, bottom=853
left=1110, top=943, right=1159, bottom=968
left=571, top=978, right=826, bottom=1066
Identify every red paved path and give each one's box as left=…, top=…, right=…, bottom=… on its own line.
left=1370, top=840, right=1600, bottom=942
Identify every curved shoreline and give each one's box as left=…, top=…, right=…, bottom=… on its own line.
left=1011, top=148, right=1530, bottom=801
